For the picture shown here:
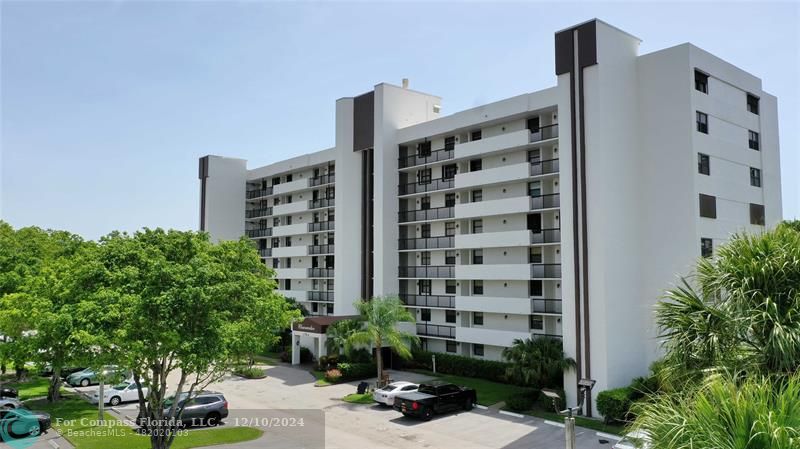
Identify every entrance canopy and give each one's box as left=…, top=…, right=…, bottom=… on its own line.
left=290, top=315, right=359, bottom=365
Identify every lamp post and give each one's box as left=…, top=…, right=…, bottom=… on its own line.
left=543, top=378, right=596, bottom=449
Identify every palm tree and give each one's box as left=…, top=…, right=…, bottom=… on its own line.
left=502, top=336, right=576, bottom=387
left=324, top=319, right=361, bottom=358
left=347, top=296, right=419, bottom=383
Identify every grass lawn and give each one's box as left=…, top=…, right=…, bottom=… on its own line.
left=524, top=408, right=627, bottom=436
left=310, top=370, right=333, bottom=387
left=28, top=394, right=262, bottom=449
left=342, top=393, right=374, bottom=404
left=2, top=376, right=50, bottom=400
left=410, top=370, right=530, bottom=407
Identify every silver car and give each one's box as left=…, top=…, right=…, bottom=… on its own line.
left=0, top=397, right=23, bottom=410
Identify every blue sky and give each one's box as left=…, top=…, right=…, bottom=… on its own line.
left=1, top=1, right=797, bottom=239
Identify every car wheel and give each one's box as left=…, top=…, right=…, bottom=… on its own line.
left=80, top=378, right=90, bottom=387
left=110, top=396, right=121, bottom=406
left=422, top=407, right=433, bottom=421
left=463, top=397, right=473, bottom=411
left=2, top=404, right=13, bottom=410
left=205, top=412, right=221, bottom=427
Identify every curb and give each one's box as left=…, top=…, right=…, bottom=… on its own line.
left=498, top=410, right=525, bottom=419
left=48, top=439, right=60, bottom=449
left=596, top=431, right=622, bottom=441
left=544, top=419, right=565, bottom=428
left=475, top=404, right=488, bottom=410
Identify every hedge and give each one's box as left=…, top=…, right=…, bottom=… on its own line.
left=410, top=350, right=510, bottom=383
left=596, top=387, right=634, bottom=423
left=337, top=362, right=375, bottom=381
left=505, top=389, right=540, bottom=412
left=537, top=388, right=565, bottom=412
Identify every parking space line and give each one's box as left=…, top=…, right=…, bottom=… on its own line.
left=544, top=419, right=565, bottom=428
left=474, top=404, right=488, bottom=410
left=498, top=410, right=525, bottom=419
left=596, top=431, right=622, bottom=441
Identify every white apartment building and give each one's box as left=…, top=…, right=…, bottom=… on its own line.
left=198, top=19, right=782, bottom=415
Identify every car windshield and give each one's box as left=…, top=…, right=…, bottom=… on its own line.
left=418, top=385, right=437, bottom=395
left=112, top=384, right=128, bottom=390
left=381, top=385, right=398, bottom=392
left=163, top=393, right=189, bottom=408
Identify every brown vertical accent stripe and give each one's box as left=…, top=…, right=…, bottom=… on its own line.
left=353, top=92, right=375, bottom=152
left=198, top=156, right=210, bottom=231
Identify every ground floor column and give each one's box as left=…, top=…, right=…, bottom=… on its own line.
left=291, top=332, right=300, bottom=365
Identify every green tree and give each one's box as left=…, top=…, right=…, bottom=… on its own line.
left=83, top=229, right=300, bottom=449
left=502, top=337, right=576, bottom=388
left=324, top=319, right=362, bottom=358
left=347, top=296, right=418, bottom=383
left=656, top=226, right=800, bottom=383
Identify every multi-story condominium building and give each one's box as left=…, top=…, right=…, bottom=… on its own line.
left=198, top=19, right=782, bottom=414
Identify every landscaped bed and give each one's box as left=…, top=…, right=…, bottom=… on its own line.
left=2, top=375, right=50, bottom=400
left=342, top=393, right=374, bottom=404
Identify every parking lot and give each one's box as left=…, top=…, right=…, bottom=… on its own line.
left=8, top=364, right=621, bottom=449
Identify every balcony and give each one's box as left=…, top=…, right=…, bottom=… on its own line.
left=531, top=298, right=562, bottom=314
left=455, top=196, right=530, bottom=219
left=456, top=295, right=531, bottom=315
left=246, top=187, right=273, bottom=199
left=308, top=221, right=334, bottom=232
left=530, top=228, right=561, bottom=244
left=529, top=158, right=560, bottom=176
left=246, top=228, right=272, bottom=238
left=399, top=147, right=454, bottom=169
left=531, top=263, right=561, bottom=278
left=398, top=177, right=454, bottom=196
left=399, top=206, right=454, bottom=223
left=273, top=178, right=309, bottom=195
left=455, top=162, right=530, bottom=190
left=529, top=124, right=559, bottom=143
left=272, top=223, right=308, bottom=237
left=398, top=266, right=454, bottom=278
left=455, top=230, right=531, bottom=249
left=272, top=246, right=307, bottom=258
left=276, top=289, right=308, bottom=301
left=308, top=244, right=334, bottom=255
left=258, top=248, right=272, bottom=258
left=274, top=268, right=307, bottom=279
left=273, top=202, right=308, bottom=216
left=309, top=198, right=335, bottom=209
left=400, top=294, right=455, bottom=308
left=416, top=323, right=456, bottom=339
left=457, top=327, right=544, bottom=347
left=309, top=173, right=335, bottom=187
left=308, top=291, right=334, bottom=302
left=398, top=236, right=454, bottom=251
left=530, top=193, right=560, bottom=211
left=308, top=267, right=334, bottom=278
left=246, top=207, right=272, bottom=219
left=456, top=263, right=531, bottom=281
left=454, top=126, right=559, bottom=161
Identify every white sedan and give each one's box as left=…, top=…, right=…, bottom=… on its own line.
left=91, top=381, right=148, bottom=406
left=372, top=381, right=419, bottom=406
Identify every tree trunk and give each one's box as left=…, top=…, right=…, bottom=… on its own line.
left=375, top=335, right=383, bottom=386
left=47, top=368, right=61, bottom=402
left=14, top=365, right=25, bottom=381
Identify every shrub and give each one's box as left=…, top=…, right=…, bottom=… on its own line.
left=506, top=389, right=540, bottom=412
left=411, top=350, right=510, bottom=383
left=324, top=368, right=342, bottom=383
left=630, top=375, right=660, bottom=400
left=344, top=348, right=372, bottom=364
left=597, top=387, right=634, bottom=424
left=233, top=365, right=266, bottom=379
left=337, top=362, right=375, bottom=381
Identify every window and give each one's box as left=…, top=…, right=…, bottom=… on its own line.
left=473, top=249, right=483, bottom=265
left=472, top=220, right=483, bottom=234
left=445, top=310, right=456, bottom=323
left=443, top=164, right=458, bottom=180
left=421, top=308, right=431, bottom=321
left=272, top=176, right=280, bottom=186
left=444, top=136, right=456, bottom=150
left=750, top=203, right=765, bottom=226
left=445, top=222, right=456, bottom=236
left=749, top=131, right=760, bottom=151
left=694, top=70, right=708, bottom=93
left=421, top=223, right=431, bottom=238
left=273, top=217, right=280, bottom=227
left=699, top=194, right=717, bottom=219
left=445, top=251, right=456, bottom=265
left=419, top=280, right=432, bottom=295
left=326, top=303, right=334, bottom=314
left=420, top=252, right=431, bottom=266
left=701, top=238, right=713, bottom=258
left=750, top=167, right=761, bottom=187
left=471, top=130, right=482, bottom=141
left=446, top=280, right=456, bottom=294
left=286, top=216, right=292, bottom=225
left=445, top=193, right=456, bottom=207
left=326, top=187, right=335, bottom=199
left=446, top=340, right=457, bottom=353
left=420, top=196, right=430, bottom=210
left=528, top=148, right=541, bottom=163
left=285, top=279, right=291, bottom=289
left=530, top=280, right=543, bottom=297
left=285, top=258, right=291, bottom=268
left=529, top=181, right=542, bottom=197
left=696, top=111, right=708, bottom=134
left=473, top=344, right=484, bottom=356
left=284, top=236, right=291, bottom=246
left=473, top=312, right=484, bottom=325
left=470, top=159, right=483, bottom=172
left=529, top=249, right=542, bottom=264
left=286, top=194, right=293, bottom=203
left=286, top=174, right=293, bottom=182
left=272, top=258, right=279, bottom=269
left=747, top=94, right=759, bottom=115
left=471, top=189, right=483, bottom=202
left=417, top=141, right=432, bottom=158
left=473, top=280, right=484, bottom=295
left=272, top=237, right=280, bottom=248
left=530, top=315, right=544, bottom=330
left=698, top=153, right=710, bottom=175
left=527, top=117, right=540, bottom=132
left=417, top=168, right=432, bottom=185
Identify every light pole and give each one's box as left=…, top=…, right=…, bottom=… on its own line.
left=543, top=378, right=596, bottom=449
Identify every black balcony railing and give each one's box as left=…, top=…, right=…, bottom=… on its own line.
left=400, top=294, right=455, bottom=308
left=308, top=267, right=334, bottom=278
left=246, top=228, right=273, bottom=238
left=246, top=187, right=273, bottom=199
left=399, top=148, right=455, bottom=169
left=246, top=207, right=273, bottom=218
left=399, top=266, right=454, bottom=278
left=531, top=298, right=562, bottom=314
left=529, top=158, right=560, bottom=176
left=259, top=248, right=272, bottom=258
left=309, top=173, right=335, bottom=187
left=530, top=194, right=560, bottom=210
left=416, top=323, right=456, bottom=339
left=399, top=177, right=455, bottom=195
left=398, top=206, right=454, bottom=223
left=529, top=124, right=559, bottom=143
left=532, top=333, right=563, bottom=340
left=308, top=244, right=334, bottom=255
left=309, top=198, right=335, bottom=209
left=309, top=291, right=334, bottom=302
left=398, top=236, right=454, bottom=250
left=308, top=221, right=335, bottom=232
left=531, top=263, right=561, bottom=279
left=530, top=228, right=561, bottom=244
